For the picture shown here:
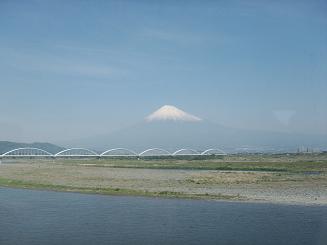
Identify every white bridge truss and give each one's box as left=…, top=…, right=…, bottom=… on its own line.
left=0, top=147, right=226, bottom=158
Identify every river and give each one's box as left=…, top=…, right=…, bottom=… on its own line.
left=0, top=187, right=326, bottom=245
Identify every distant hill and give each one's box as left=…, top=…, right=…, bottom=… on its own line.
left=0, top=141, right=65, bottom=155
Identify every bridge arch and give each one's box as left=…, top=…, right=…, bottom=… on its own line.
left=2, top=148, right=53, bottom=157
left=201, top=148, right=227, bottom=155
left=54, top=148, right=98, bottom=157
left=100, top=148, right=138, bottom=156
left=172, top=149, right=199, bottom=156
left=138, top=148, right=171, bottom=156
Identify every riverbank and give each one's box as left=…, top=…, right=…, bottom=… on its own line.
left=0, top=156, right=327, bottom=205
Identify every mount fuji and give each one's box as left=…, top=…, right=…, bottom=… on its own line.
left=145, top=105, right=202, bottom=122
left=62, top=105, right=327, bottom=153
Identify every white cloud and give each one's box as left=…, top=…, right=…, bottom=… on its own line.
left=141, top=28, right=209, bottom=45
left=3, top=47, right=125, bottom=78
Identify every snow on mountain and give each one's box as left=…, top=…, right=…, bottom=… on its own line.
left=145, top=105, right=202, bottom=122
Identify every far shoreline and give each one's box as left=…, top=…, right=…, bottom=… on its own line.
left=1, top=180, right=326, bottom=207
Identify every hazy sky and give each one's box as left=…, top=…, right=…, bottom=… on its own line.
left=1, top=0, right=326, bottom=143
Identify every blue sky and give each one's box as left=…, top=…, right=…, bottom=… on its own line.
left=0, top=0, right=326, bottom=142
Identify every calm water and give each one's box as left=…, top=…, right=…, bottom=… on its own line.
left=0, top=188, right=326, bottom=245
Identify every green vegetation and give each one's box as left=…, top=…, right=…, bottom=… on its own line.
left=8, top=153, right=326, bottom=173
left=92, top=159, right=327, bottom=173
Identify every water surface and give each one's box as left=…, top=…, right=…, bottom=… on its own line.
left=0, top=187, right=326, bottom=245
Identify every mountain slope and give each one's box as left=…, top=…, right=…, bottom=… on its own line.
left=61, top=105, right=327, bottom=152
left=64, top=120, right=327, bottom=152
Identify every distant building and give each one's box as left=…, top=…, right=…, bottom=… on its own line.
left=297, top=146, right=322, bottom=154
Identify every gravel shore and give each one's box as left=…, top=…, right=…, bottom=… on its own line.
left=1, top=161, right=326, bottom=205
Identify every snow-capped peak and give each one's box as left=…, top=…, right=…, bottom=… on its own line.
left=145, top=105, right=202, bottom=122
